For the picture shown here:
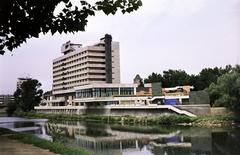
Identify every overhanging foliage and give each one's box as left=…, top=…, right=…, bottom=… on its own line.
left=0, top=0, right=142, bottom=54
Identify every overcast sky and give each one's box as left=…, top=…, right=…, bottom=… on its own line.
left=0, top=0, right=240, bottom=94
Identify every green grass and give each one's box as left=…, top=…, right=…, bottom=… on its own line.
left=190, top=114, right=240, bottom=128
left=16, top=111, right=85, bottom=121
left=197, top=115, right=240, bottom=122
left=16, top=111, right=197, bottom=125
left=0, top=128, right=95, bottom=155
left=0, top=111, right=7, bottom=117
left=15, top=111, right=240, bottom=128
left=0, top=127, right=15, bottom=135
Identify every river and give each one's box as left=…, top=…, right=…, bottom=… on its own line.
left=0, top=117, right=240, bottom=155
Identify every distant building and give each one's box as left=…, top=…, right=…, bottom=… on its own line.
left=136, top=84, right=194, bottom=104
left=17, top=77, right=31, bottom=89
left=162, top=86, right=194, bottom=96
left=40, top=91, right=52, bottom=106
left=0, top=95, right=14, bottom=107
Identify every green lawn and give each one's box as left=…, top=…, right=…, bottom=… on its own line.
left=0, top=128, right=95, bottom=155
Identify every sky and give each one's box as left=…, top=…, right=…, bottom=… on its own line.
left=0, top=0, right=240, bottom=94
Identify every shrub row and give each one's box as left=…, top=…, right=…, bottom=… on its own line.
left=16, top=111, right=197, bottom=125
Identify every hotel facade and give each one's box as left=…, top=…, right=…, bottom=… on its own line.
left=36, top=35, right=205, bottom=117
left=48, top=34, right=122, bottom=106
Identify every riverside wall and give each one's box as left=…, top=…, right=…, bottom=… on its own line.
left=175, top=104, right=211, bottom=116
left=35, top=104, right=211, bottom=116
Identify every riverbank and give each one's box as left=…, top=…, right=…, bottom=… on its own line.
left=0, top=111, right=6, bottom=117
left=0, top=128, right=95, bottom=155
left=193, top=115, right=240, bottom=128
left=16, top=111, right=196, bottom=124
left=0, top=135, right=57, bottom=155
left=16, top=111, right=240, bottom=128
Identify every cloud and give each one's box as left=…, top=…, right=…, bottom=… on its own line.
left=140, top=0, right=207, bottom=16
left=1, top=0, right=239, bottom=94
left=169, top=0, right=207, bottom=14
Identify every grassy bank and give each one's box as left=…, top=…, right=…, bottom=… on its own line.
left=0, top=128, right=95, bottom=155
left=16, top=111, right=196, bottom=125
left=15, top=111, right=240, bottom=127
left=193, top=115, right=240, bottom=127
left=0, top=111, right=6, bottom=117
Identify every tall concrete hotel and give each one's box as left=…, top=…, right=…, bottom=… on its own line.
left=37, top=34, right=199, bottom=117
left=52, top=34, right=120, bottom=106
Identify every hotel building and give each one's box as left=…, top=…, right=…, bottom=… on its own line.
left=50, top=34, right=120, bottom=106
left=36, top=35, right=200, bottom=117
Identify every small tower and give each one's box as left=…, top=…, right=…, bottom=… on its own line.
left=133, top=74, right=143, bottom=86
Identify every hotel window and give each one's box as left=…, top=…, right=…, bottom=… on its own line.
left=120, top=88, right=134, bottom=95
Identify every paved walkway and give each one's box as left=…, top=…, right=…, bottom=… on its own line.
left=0, top=117, right=56, bottom=155
left=0, top=135, right=57, bottom=155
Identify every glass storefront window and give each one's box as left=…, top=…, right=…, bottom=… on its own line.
left=120, top=87, right=134, bottom=95
left=76, top=86, right=134, bottom=98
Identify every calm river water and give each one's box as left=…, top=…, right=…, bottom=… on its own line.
left=1, top=117, right=240, bottom=155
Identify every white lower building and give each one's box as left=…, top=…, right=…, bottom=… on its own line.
left=39, top=83, right=191, bottom=108
left=74, top=83, right=150, bottom=106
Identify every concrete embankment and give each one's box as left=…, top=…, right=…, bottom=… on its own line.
left=35, top=104, right=212, bottom=117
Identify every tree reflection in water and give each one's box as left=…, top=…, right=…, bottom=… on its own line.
left=46, top=123, right=67, bottom=144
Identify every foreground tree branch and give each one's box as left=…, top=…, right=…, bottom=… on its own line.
left=0, top=0, right=142, bottom=55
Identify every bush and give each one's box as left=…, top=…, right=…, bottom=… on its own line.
left=16, top=111, right=196, bottom=125
left=6, top=102, right=17, bottom=116
left=208, top=72, right=240, bottom=111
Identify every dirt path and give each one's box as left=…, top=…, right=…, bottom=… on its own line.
left=0, top=135, right=57, bottom=155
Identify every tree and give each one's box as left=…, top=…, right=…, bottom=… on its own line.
left=189, top=74, right=200, bottom=90
left=6, top=100, right=17, bottom=117
left=208, top=71, right=240, bottom=111
left=162, top=69, right=190, bottom=87
left=196, top=67, right=222, bottom=90
left=143, top=65, right=238, bottom=90
left=144, top=72, right=163, bottom=83
left=233, top=64, right=240, bottom=72
left=14, top=79, right=43, bottom=112
left=0, top=0, right=142, bottom=54
left=191, top=65, right=234, bottom=91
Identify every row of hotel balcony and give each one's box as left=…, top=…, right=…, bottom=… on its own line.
left=53, top=52, right=111, bottom=71
left=53, top=56, right=107, bottom=70
left=53, top=74, right=106, bottom=86
left=53, top=47, right=106, bottom=67
left=53, top=69, right=106, bottom=82
left=53, top=63, right=106, bottom=75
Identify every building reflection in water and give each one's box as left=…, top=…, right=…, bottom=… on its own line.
left=34, top=121, right=240, bottom=155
